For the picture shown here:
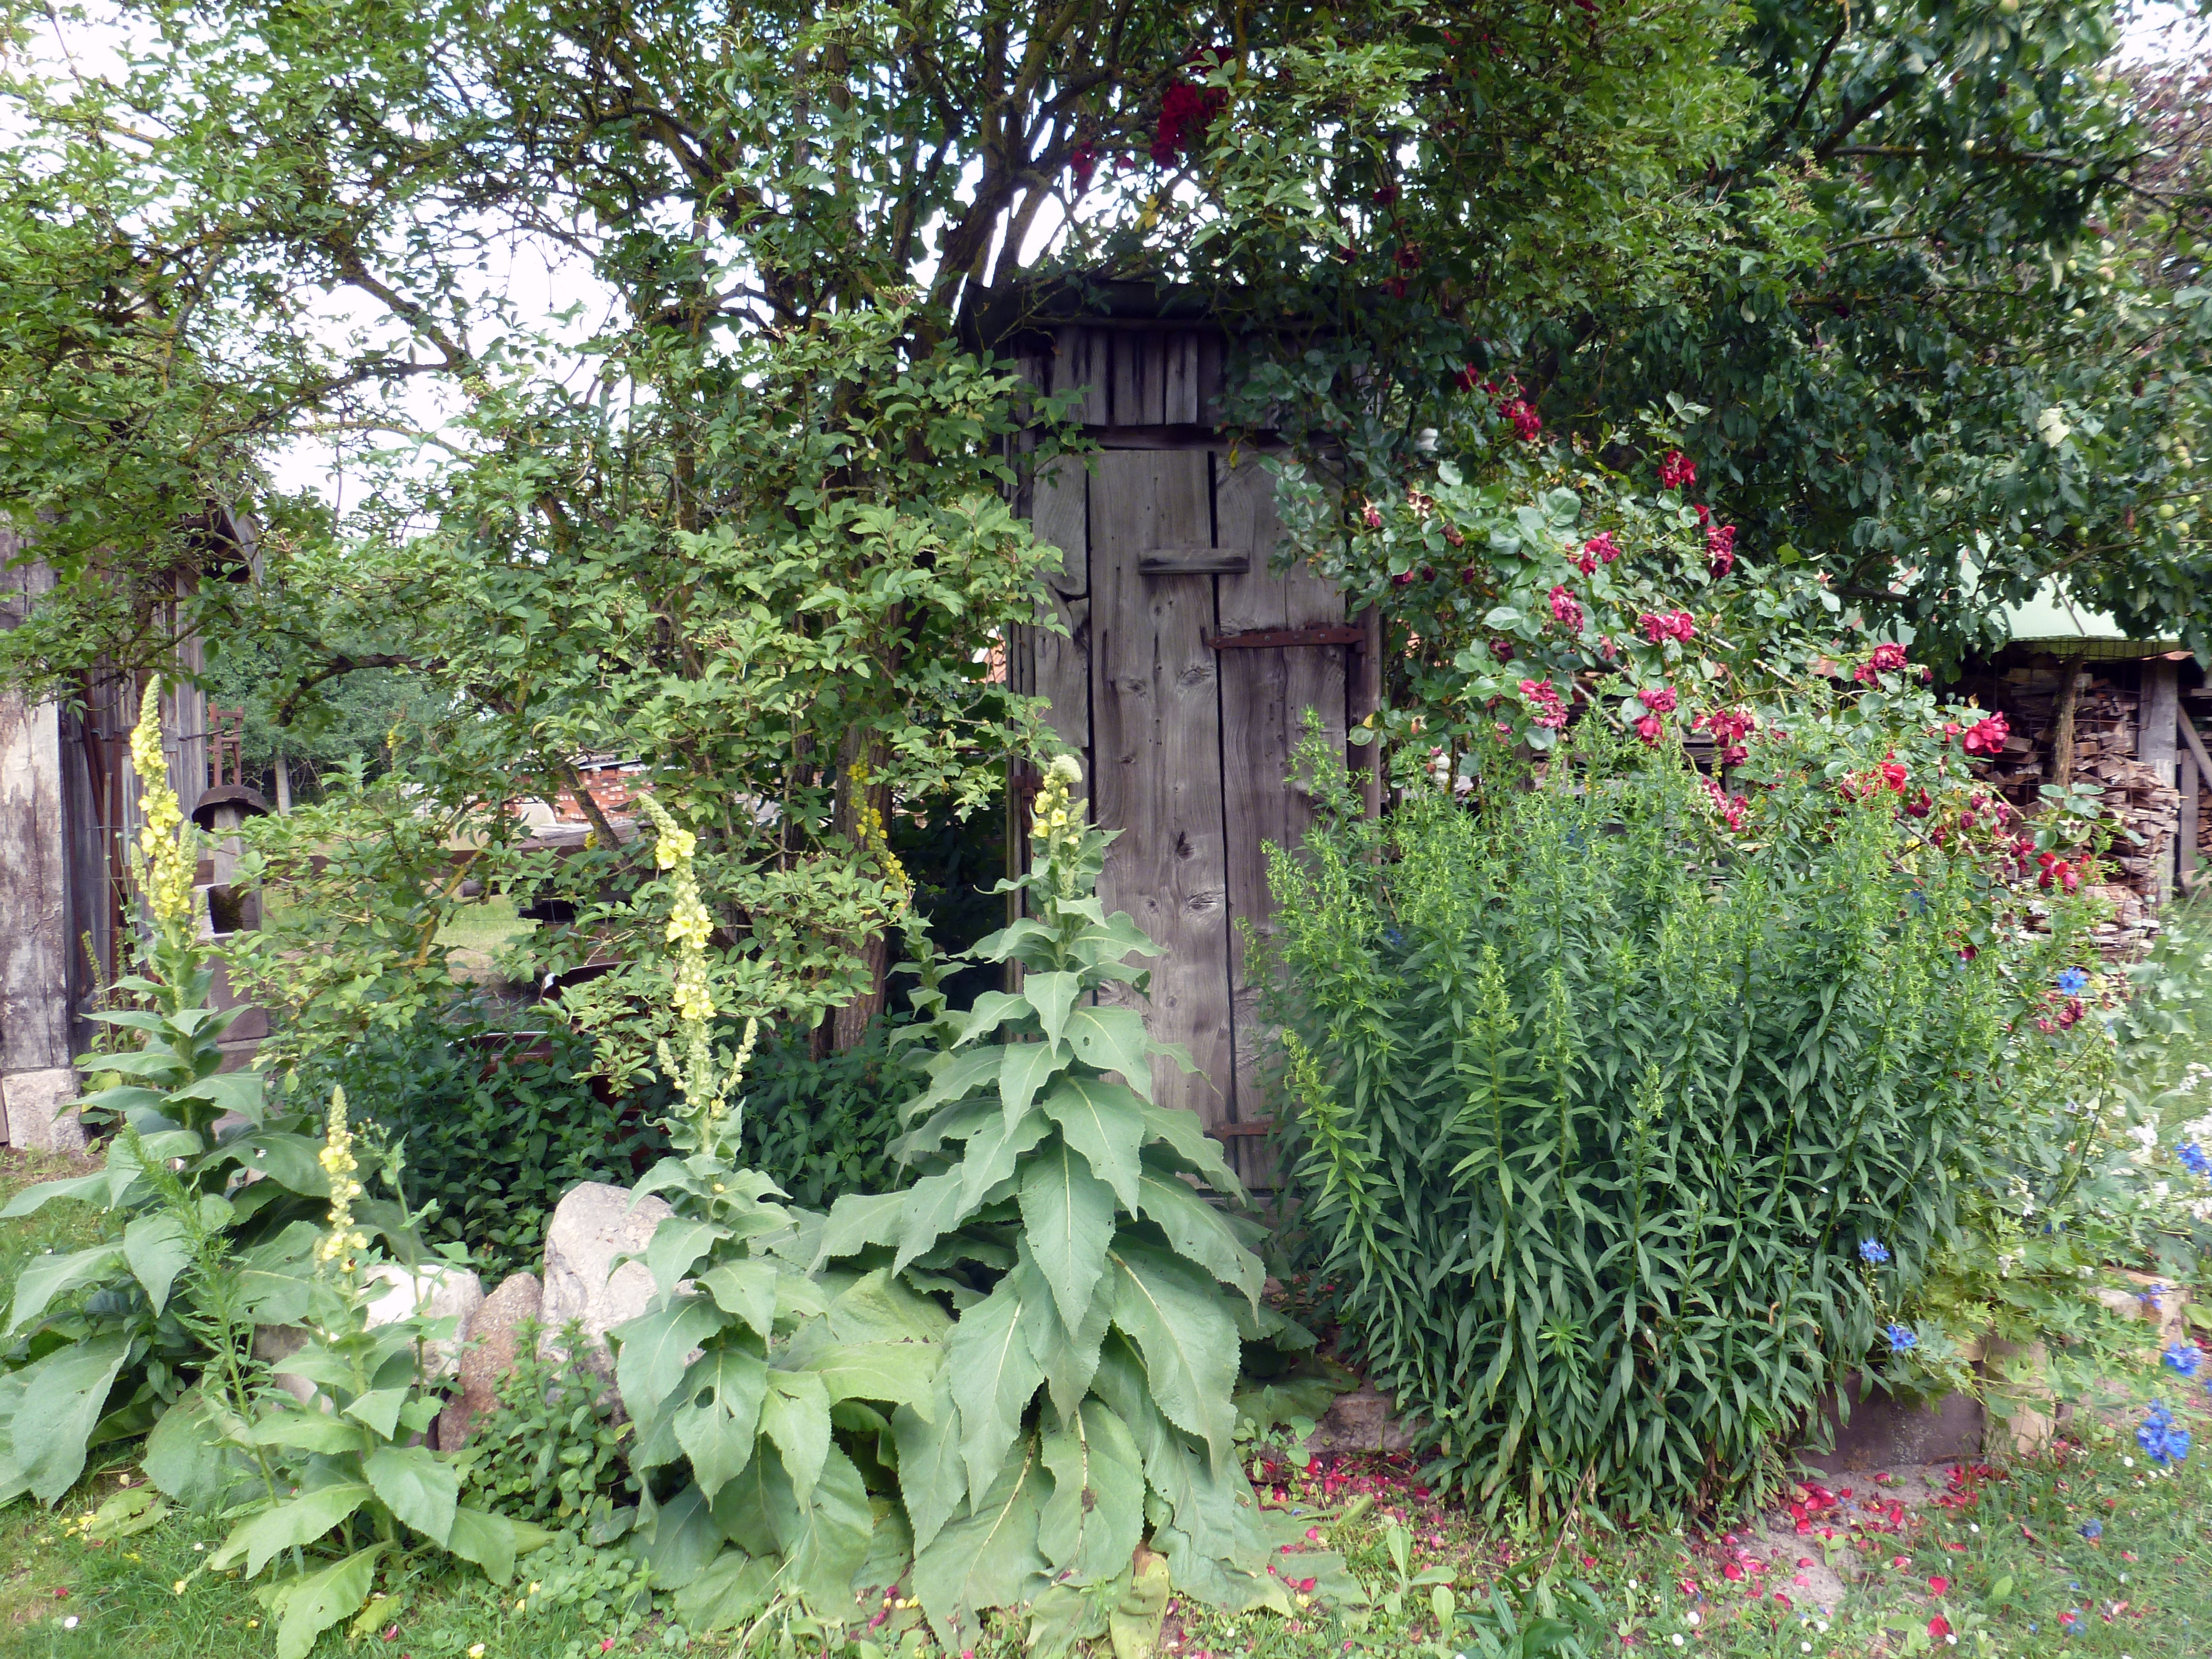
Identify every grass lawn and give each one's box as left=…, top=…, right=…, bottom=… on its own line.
left=432, top=894, right=536, bottom=985
left=6, top=1151, right=2211, bottom=1659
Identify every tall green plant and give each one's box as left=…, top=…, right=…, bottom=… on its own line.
left=0, top=684, right=416, bottom=1505
left=611, top=764, right=1301, bottom=1644
left=1263, top=718, right=2101, bottom=1522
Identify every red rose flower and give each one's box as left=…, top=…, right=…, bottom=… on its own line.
left=1660, top=450, right=1696, bottom=491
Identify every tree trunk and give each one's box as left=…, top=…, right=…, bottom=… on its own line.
left=2049, top=654, right=2086, bottom=791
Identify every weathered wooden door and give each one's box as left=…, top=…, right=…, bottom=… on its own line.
left=1008, top=330, right=1355, bottom=1178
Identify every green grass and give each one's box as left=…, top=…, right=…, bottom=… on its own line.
left=433, top=894, right=536, bottom=985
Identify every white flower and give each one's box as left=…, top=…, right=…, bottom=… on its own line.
left=61, top=1617, right=79, bottom=1629
left=1671, top=1639, right=1686, bottom=1649
left=1686, top=1612, right=1700, bottom=1626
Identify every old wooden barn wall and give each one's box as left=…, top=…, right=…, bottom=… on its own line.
left=1004, top=322, right=1366, bottom=1183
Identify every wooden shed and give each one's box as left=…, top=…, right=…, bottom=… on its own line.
left=996, top=290, right=1376, bottom=1181
left=0, top=509, right=261, bottom=1148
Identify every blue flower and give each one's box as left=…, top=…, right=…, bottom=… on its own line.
left=2180, top=1141, right=2212, bottom=1178
left=2055, top=966, right=2089, bottom=994
left=1859, top=1239, right=1891, bottom=1265
left=2137, top=1402, right=2192, bottom=1465
left=1886, top=1324, right=1918, bottom=1353
left=2079, top=1520, right=2102, bottom=1540
left=2166, top=1343, right=2202, bottom=1378
left=2140, top=1282, right=2167, bottom=1308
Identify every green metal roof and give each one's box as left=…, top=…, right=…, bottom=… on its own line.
left=1998, top=581, right=2180, bottom=658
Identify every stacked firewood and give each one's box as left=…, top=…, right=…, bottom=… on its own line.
left=1952, top=661, right=2190, bottom=956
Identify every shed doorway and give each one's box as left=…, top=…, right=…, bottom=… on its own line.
left=1010, top=421, right=1362, bottom=1184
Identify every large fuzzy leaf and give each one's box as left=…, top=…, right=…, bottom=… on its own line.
left=672, top=1345, right=770, bottom=1502
left=891, top=1372, right=966, bottom=1555
left=1108, top=1246, right=1240, bottom=1466
left=613, top=1294, right=727, bottom=1421
left=645, top=1219, right=728, bottom=1300
left=817, top=1190, right=906, bottom=1262
left=1038, top=1400, right=1145, bottom=1583
left=759, top=1371, right=832, bottom=1501
left=11, top=1332, right=131, bottom=1503
left=1064, top=1006, right=1157, bottom=1100
left=698, top=1260, right=778, bottom=1338
left=1023, top=972, right=1082, bottom=1048
left=798, top=1340, right=941, bottom=1410
left=364, top=1444, right=459, bottom=1548
left=1019, top=1258, right=1114, bottom=1420
left=954, top=1099, right=1052, bottom=1214
left=772, top=1445, right=876, bottom=1609
left=951, top=991, right=1032, bottom=1047
left=944, top=1270, right=1043, bottom=1507
left=892, top=1171, right=968, bottom=1273
left=1089, top=1336, right=1262, bottom=1575
left=672, top=1547, right=776, bottom=1635
left=266, top=1543, right=384, bottom=1659
left=909, top=1048, right=1002, bottom=1119
left=910, top=1442, right=1051, bottom=1641
left=1139, top=1104, right=1247, bottom=1201
left=0, top=1169, right=109, bottom=1219
left=639, top=1482, right=725, bottom=1589
left=7, top=1243, right=126, bottom=1335
left=211, top=1481, right=374, bottom=1577
left=1135, top=1169, right=1264, bottom=1309
left=998, top=1040, right=1067, bottom=1132
left=1042, top=1076, right=1148, bottom=1209
left=825, top=1268, right=953, bottom=1345
left=1018, top=1138, right=1117, bottom=1333
left=143, top=1385, right=250, bottom=1513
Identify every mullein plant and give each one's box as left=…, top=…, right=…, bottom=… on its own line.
left=0, top=681, right=418, bottom=1510
left=609, top=762, right=1320, bottom=1648
left=187, top=1083, right=555, bottom=1659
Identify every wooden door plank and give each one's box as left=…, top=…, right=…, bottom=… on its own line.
left=1031, top=454, right=1088, bottom=598
left=1089, top=449, right=1232, bottom=1124
left=1112, top=333, right=1170, bottom=428
left=1215, top=453, right=1347, bottom=1185
left=1055, top=326, right=1111, bottom=425
left=1164, top=332, right=1202, bottom=425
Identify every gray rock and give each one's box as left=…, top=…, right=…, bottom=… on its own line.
left=437, top=1270, right=543, bottom=1450
left=1306, top=1385, right=1420, bottom=1454
left=539, top=1181, right=673, bottom=1384
left=360, top=1263, right=484, bottom=1379
left=1, top=1067, right=87, bottom=1152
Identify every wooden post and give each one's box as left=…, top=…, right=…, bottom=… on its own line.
left=2179, top=710, right=2212, bottom=891
left=2183, top=749, right=2200, bottom=890
left=2048, top=654, right=2086, bottom=792
left=2141, top=660, right=2180, bottom=901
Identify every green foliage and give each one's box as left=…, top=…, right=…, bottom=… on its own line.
left=315, top=1018, right=668, bottom=1283
left=1262, top=710, right=2107, bottom=1522
left=458, top=1323, right=640, bottom=1532
left=733, top=1018, right=926, bottom=1210
left=602, top=760, right=1322, bottom=1643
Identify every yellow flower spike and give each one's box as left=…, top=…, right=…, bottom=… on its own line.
left=126, top=680, right=198, bottom=933
left=315, top=1088, right=364, bottom=1272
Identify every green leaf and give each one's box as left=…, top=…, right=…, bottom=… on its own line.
left=1108, top=1246, right=1240, bottom=1466
left=364, top=1442, right=460, bottom=1548
left=1139, top=1103, right=1246, bottom=1200
left=638, top=1482, right=723, bottom=1590
left=760, top=1371, right=832, bottom=1501
left=955, top=1098, right=1053, bottom=1214
left=1043, top=1076, right=1147, bottom=1209
left=343, top=1388, right=410, bottom=1441
left=824, top=1268, right=952, bottom=1345
left=774, top=1444, right=876, bottom=1609
left=910, top=1048, right=1002, bottom=1117
left=1135, top=1171, right=1263, bottom=1309
left=672, top=1345, right=769, bottom=1502
left=267, top=1544, right=384, bottom=1659
left=143, top=1386, right=249, bottom=1513
left=817, top=1190, right=906, bottom=1262
left=86, top=1484, right=169, bottom=1540
left=1019, top=1139, right=1118, bottom=1333
left=800, top=1340, right=942, bottom=1409
left=1024, top=972, right=1082, bottom=1047
left=911, top=1442, right=1051, bottom=1639
left=1109, top=1543, right=1172, bottom=1659
left=120, top=1212, right=192, bottom=1316
left=645, top=1219, right=729, bottom=1300
left=250, top=1408, right=371, bottom=1457
left=211, top=1482, right=374, bottom=1578
left=445, top=1503, right=521, bottom=1585
left=952, top=990, right=1032, bottom=1046
left=12, top=1332, right=130, bottom=1503
left=672, top=1547, right=776, bottom=1635
left=1065, top=1007, right=1157, bottom=1100
left=892, top=1171, right=969, bottom=1274
left=1020, top=1258, right=1114, bottom=1420
left=700, top=1260, right=779, bottom=1338
left=946, top=1266, right=1045, bottom=1510
left=0, top=1171, right=111, bottom=1218
left=891, top=1373, right=965, bottom=1555
left=613, top=1294, right=726, bottom=1421
left=1039, top=1400, right=1145, bottom=1583
left=7, top=1243, right=126, bottom=1335
left=999, top=1040, right=1067, bottom=1132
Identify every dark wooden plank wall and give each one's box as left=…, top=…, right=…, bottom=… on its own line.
left=1007, top=325, right=1352, bottom=1182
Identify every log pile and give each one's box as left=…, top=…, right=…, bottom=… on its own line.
left=1960, top=660, right=2195, bottom=958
